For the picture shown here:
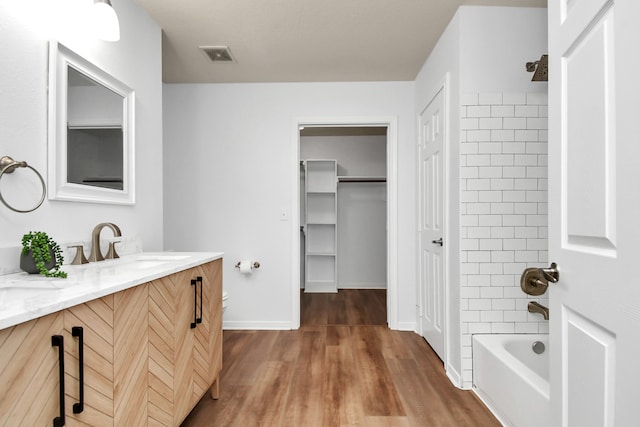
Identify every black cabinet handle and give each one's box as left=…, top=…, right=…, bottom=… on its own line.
left=51, top=335, right=65, bottom=427
left=190, top=279, right=197, bottom=329
left=196, top=276, right=203, bottom=324
left=72, top=326, right=84, bottom=414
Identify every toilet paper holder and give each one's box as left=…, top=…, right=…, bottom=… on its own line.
left=235, top=261, right=260, bottom=269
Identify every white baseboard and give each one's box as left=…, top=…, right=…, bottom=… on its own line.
left=304, top=282, right=338, bottom=293
left=223, top=320, right=294, bottom=330
left=446, top=365, right=464, bottom=389
left=395, top=321, right=416, bottom=331
left=337, top=282, right=387, bottom=289
left=224, top=320, right=414, bottom=331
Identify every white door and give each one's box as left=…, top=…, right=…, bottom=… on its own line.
left=548, top=0, right=640, bottom=425
left=418, top=87, right=445, bottom=360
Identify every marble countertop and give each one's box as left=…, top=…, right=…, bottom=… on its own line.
left=0, top=251, right=223, bottom=330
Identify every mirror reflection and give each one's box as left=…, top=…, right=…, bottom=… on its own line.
left=67, top=67, right=124, bottom=190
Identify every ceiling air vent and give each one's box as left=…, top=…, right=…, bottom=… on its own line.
left=200, top=46, right=236, bottom=63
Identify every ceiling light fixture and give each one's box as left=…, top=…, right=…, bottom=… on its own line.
left=92, top=0, right=120, bottom=42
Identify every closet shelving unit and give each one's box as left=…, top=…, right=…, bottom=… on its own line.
left=304, top=160, right=338, bottom=293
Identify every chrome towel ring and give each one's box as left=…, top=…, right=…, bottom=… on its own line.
left=0, top=155, right=46, bottom=213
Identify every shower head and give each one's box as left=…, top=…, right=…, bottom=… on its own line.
left=526, top=54, right=548, bottom=81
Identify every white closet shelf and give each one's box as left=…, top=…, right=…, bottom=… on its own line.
left=305, top=159, right=337, bottom=293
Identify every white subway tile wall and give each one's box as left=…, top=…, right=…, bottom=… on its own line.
left=460, top=92, right=548, bottom=387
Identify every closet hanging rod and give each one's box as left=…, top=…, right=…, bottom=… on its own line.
left=337, top=176, right=386, bottom=183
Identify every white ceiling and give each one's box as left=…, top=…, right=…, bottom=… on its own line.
left=136, top=0, right=547, bottom=84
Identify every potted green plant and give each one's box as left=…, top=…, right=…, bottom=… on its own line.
left=20, top=231, right=67, bottom=278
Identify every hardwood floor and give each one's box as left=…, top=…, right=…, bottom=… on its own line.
left=301, top=289, right=387, bottom=326
left=181, top=290, right=499, bottom=427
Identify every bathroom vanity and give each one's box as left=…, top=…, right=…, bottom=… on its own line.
left=0, top=252, right=223, bottom=427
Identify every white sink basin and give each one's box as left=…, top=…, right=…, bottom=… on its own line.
left=123, top=260, right=167, bottom=269
left=135, top=254, right=190, bottom=262
left=0, top=278, right=68, bottom=290
left=72, top=254, right=191, bottom=273
left=110, top=254, right=191, bottom=271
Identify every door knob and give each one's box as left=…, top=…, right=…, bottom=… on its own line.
left=432, top=238, right=443, bottom=246
left=520, top=262, right=559, bottom=296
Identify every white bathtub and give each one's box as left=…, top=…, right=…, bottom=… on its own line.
left=473, top=334, right=550, bottom=427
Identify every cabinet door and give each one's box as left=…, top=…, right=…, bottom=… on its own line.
left=172, top=268, right=196, bottom=425
left=191, top=259, right=222, bottom=403
left=113, top=284, right=149, bottom=426
left=64, top=284, right=148, bottom=427
left=147, top=261, right=223, bottom=426
left=207, top=259, right=223, bottom=399
left=209, top=259, right=223, bottom=398
left=0, top=312, right=65, bottom=427
left=148, top=274, right=177, bottom=427
left=149, top=267, right=196, bottom=426
left=65, top=295, right=115, bottom=426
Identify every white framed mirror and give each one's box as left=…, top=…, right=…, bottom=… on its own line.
left=48, top=41, right=135, bottom=205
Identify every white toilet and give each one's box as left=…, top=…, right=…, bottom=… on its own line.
left=222, top=291, right=229, bottom=313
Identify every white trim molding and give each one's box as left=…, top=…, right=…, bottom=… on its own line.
left=48, top=40, right=135, bottom=205
left=223, top=321, right=294, bottom=331
left=292, top=116, right=399, bottom=330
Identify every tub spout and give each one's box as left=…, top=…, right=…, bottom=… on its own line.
left=528, top=301, right=549, bottom=320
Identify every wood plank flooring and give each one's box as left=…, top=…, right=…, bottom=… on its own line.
left=301, top=289, right=387, bottom=326
left=181, top=290, right=499, bottom=427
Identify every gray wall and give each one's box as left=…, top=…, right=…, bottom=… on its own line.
left=163, top=82, right=416, bottom=330
left=0, top=0, right=163, bottom=271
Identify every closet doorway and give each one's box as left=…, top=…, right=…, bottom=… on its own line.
left=297, top=124, right=393, bottom=326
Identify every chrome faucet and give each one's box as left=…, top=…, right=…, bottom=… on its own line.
left=528, top=301, right=549, bottom=320
left=89, top=222, right=122, bottom=262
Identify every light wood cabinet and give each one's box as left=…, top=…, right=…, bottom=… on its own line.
left=0, top=285, right=148, bottom=427
left=64, top=284, right=149, bottom=426
left=148, top=259, right=223, bottom=426
left=0, top=312, right=65, bottom=427
left=191, top=260, right=223, bottom=403
left=64, top=295, right=116, bottom=426
left=0, top=257, right=222, bottom=427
